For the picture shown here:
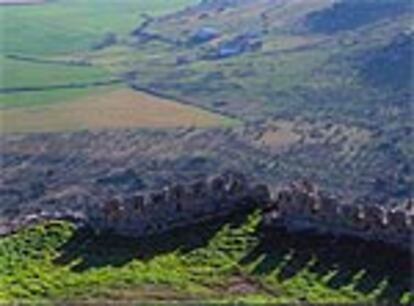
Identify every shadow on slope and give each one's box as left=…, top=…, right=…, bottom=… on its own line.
left=240, top=227, right=413, bottom=304
left=305, top=0, right=412, bottom=34
left=357, top=33, right=413, bottom=91
left=53, top=211, right=250, bottom=273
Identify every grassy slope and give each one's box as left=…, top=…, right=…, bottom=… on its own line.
left=90, top=1, right=412, bottom=201
left=0, top=0, right=199, bottom=55
left=0, top=212, right=412, bottom=304
left=113, top=0, right=412, bottom=124
left=0, top=0, right=199, bottom=108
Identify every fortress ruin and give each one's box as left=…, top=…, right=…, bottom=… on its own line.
left=86, top=171, right=270, bottom=237
left=84, top=171, right=413, bottom=251
left=262, top=181, right=413, bottom=250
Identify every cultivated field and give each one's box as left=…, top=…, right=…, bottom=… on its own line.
left=0, top=0, right=219, bottom=133
left=0, top=88, right=237, bottom=134
left=0, top=0, right=198, bottom=55
left=0, top=55, right=110, bottom=91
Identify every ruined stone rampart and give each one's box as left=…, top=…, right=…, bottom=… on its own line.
left=86, top=171, right=269, bottom=237
left=84, top=173, right=413, bottom=250
left=262, top=180, right=413, bottom=250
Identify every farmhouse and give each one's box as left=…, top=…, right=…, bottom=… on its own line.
left=190, top=26, right=220, bottom=44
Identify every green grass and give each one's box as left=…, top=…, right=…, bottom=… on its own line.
left=0, top=56, right=111, bottom=89
left=1, top=211, right=412, bottom=304
left=0, top=52, right=120, bottom=110
left=0, top=84, right=120, bottom=109
left=0, top=0, right=199, bottom=56
left=0, top=0, right=198, bottom=109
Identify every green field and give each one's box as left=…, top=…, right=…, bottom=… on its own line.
left=0, top=0, right=215, bottom=130
left=0, top=55, right=111, bottom=89
left=0, top=0, right=198, bottom=55
left=0, top=85, right=120, bottom=109
left=0, top=212, right=411, bottom=304
left=0, top=0, right=199, bottom=111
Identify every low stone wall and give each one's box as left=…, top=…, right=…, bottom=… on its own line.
left=262, top=180, right=413, bottom=250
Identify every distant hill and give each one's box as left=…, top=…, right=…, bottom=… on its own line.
left=116, top=0, right=413, bottom=202
left=304, top=0, right=412, bottom=34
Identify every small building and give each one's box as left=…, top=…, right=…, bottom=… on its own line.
left=190, top=27, right=220, bottom=44
left=215, top=34, right=263, bottom=59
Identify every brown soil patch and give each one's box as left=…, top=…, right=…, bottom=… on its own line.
left=255, top=120, right=301, bottom=151
left=225, top=276, right=261, bottom=295
left=0, top=88, right=236, bottom=134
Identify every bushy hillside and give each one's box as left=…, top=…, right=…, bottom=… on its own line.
left=0, top=213, right=412, bottom=304
left=304, top=0, right=412, bottom=34
left=79, top=0, right=412, bottom=203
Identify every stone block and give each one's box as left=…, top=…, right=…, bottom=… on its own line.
left=388, top=209, right=410, bottom=233
left=151, top=190, right=167, bottom=205
left=340, top=204, right=365, bottom=229
left=132, top=194, right=145, bottom=213
left=209, top=175, right=226, bottom=194
left=250, top=183, right=271, bottom=205
left=190, top=180, right=208, bottom=198
left=103, top=198, right=124, bottom=222
left=317, top=196, right=339, bottom=222
left=226, top=179, right=245, bottom=196
left=364, top=205, right=387, bottom=231
left=169, top=184, right=186, bottom=201
left=276, top=189, right=293, bottom=214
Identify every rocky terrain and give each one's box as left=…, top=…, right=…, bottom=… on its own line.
left=0, top=122, right=397, bottom=220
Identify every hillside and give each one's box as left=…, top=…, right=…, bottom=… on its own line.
left=0, top=0, right=413, bottom=303
left=1, top=0, right=413, bottom=216
left=1, top=213, right=412, bottom=304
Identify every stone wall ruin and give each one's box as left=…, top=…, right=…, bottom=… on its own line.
left=85, top=172, right=413, bottom=250
left=262, top=180, right=413, bottom=250
left=86, top=171, right=269, bottom=237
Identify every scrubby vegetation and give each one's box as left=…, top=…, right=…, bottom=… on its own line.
left=1, top=212, right=412, bottom=304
